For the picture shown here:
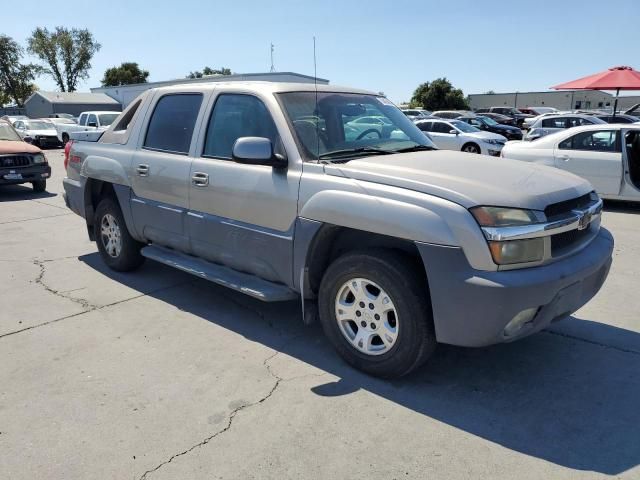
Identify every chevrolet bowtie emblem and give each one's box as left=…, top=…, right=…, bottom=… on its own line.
left=577, top=211, right=592, bottom=230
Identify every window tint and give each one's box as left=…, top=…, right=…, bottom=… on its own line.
left=113, top=100, right=141, bottom=131
left=87, top=114, right=97, bottom=126
left=542, top=117, right=567, bottom=128
left=203, top=94, right=279, bottom=159
left=559, top=130, right=620, bottom=152
left=433, top=122, right=453, bottom=133
left=144, top=94, right=202, bottom=154
left=79, top=114, right=87, bottom=126
left=416, top=121, right=432, bottom=132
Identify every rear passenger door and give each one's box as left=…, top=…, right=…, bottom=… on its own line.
left=554, top=129, right=622, bottom=195
left=187, top=92, right=300, bottom=285
left=130, top=93, right=205, bottom=251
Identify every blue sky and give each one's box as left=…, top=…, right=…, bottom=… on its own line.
left=3, top=0, right=639, bottom=103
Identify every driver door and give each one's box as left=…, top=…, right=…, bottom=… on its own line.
left=554, top=129, right=622, bottom=196
left=429, top=122, right=460, bottom=150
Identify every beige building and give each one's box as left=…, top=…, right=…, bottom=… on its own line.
left=469, top=90, right=640, bottom=111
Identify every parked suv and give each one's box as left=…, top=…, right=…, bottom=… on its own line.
left=63, top=83, right=613, bottom=378
left=526, top=114, right=607, bottom=141
left=0, top=119, right=50, bottom=192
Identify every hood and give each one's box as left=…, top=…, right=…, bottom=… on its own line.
left=27, top=129, right=57, bottom=136
left=323, top=150, right=592, bottom=210
left=0, top=140, right=42, bottom=154
left=467, top=130, right=507, bottom=141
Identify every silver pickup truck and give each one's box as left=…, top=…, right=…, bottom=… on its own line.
left=63, top=82, right=613, bottom=378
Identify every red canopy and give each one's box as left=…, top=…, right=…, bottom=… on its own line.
left=551, top=66, right=640, bottom=91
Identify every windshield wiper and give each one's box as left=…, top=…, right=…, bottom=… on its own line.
left=394, top=145, right=437, bottom=153
left=318, top=146, right=395, bottom=160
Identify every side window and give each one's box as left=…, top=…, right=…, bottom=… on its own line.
left=113, top=99, right=141, bottom=131
left=434, top=122, right=453, bottom=133
left=559, top=131, right=619, bottom=152
left=417, top=121, right=432, bottom=132
left=203, top=94, right=279, bottom=159
left=14, top=121, right=23, bottom=129
left=79, top=114, right=87, bottom=126
left=469, top=118, right=482, bottom=127
left=144, top=94, right=203, bottom=154
left=542, top=117, right=566, bottom=128
left=87, top=114, right=97, bottom=126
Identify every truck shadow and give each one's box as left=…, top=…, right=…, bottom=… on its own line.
left=603, top=199, right=640, bottom=214
left=0, top=184, right=57, bottom=201
left=79, top=252, right=640, bottom=476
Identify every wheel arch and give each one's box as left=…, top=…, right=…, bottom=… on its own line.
left=83, top=179, right=140, bottom=242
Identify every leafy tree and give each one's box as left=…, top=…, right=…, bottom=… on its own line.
left=410, top=78, right=468, bottom=111
left=27, top=27, right=101, bottom=92
left=102, top=62, right=149, bottom=86
left=484, top=90, right=496, bottom=94
left=187, top=66, right=231, bottom=79
left=0, top=35, right=40, bottom=106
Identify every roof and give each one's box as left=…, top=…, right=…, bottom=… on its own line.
left=28, top=91, right=121, bottom=105
left=143, top=81, right=376, bottom=96
left=91, top=71, right=330, bottom=92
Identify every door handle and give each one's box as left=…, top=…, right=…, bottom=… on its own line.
left=192, top=172, right=209, bottom=187
left=136, top=164, right=150, bottom=176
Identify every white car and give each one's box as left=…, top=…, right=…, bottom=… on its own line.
left=525, top=113, right=606, bottom=141
left=501, top=124, right=640, bottom=201
left=55, top=110, right=120, bottom=144
left=12, top=118, right=61, bottom=148
left=415, top=119, right=507, bottom=155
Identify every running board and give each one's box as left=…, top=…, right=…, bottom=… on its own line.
left=141, top=245, right=298, bottom=302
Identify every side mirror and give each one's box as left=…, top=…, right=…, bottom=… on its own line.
left=449, top=129, right=458, bottom=135
left=232, top=137, right=287, bottom=169
left=23, top=136, right=33, bottom=144
left=87, top=121, right=98, bottom=127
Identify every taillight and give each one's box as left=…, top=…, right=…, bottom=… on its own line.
left=63, top=140, right=73, bottom=169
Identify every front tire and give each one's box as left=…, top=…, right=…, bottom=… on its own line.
left=32, top=180, right=46, bottom=192
left=462, top=143, right=481, bottom=154
left=318, top=250, right=436, bottom=378
left=94, top=197, right=145, bottom=272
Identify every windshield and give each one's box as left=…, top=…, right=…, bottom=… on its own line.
left=98, top=113, right=119, bottom=126
left=277, top=92, right=436, bottom=160
left=478, top=115, right=498, bottom=126
left=26, top=121, right=53, bottom=130
left=450, top=120, right=480, bottom=133
left=0, top=122, right=21, bottom=141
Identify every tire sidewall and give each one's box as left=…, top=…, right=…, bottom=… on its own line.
left=94, top=197, right=144, bottom=271
left=318, top=252, right=433, bottom=377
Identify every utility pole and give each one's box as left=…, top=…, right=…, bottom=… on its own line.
left=270, top=43, right=276, bottom=72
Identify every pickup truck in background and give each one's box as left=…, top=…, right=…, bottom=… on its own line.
left=56, top=110, right=120, bottom=145
left=63, top=83, right=613, bottom=378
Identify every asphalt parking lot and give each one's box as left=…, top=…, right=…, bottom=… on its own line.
left=1, top=149, right=639, bottom=479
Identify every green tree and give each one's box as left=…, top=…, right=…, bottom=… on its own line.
left=410, top=78, right=468, bottom=111
left=187, top=66, right=232, bottom=79
left=27, top=27, right=101, bottom=92
left=102, top=62, right=149, bottom=87
left=0, top=35, right=40, bottom=106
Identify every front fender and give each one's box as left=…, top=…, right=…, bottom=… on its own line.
left=81, top=155, right=131, bottom=186
left=299, top=189, right=458, bottom=246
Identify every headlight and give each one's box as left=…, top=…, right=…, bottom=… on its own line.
left=471, top=207, right=547, bottom=265
left=470, top=206, right=545, bottom=226
left=32, top=153, right=46, bottom=164
left=489, top=238, right=544, bottom=264
left=483, top=139, right=499, bottom=145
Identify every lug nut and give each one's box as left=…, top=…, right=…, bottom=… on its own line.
left=369, top=303, right=374, bottom=310
left=360, top=321, right=367, bottom=327
left=359, top=302, right=365, bottom=308
left=370, top=323, right=376, bottom=329
left=374, top=314, right=380, bottom=320
left=356, top=311, right=361, bottom=317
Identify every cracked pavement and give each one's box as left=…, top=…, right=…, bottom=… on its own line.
left=1, top=150, right=639, bottom=479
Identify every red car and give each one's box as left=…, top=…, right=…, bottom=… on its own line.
left=0, top=119, right=50, bottom=192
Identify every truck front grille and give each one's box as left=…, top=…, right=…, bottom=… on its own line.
left=544, top=193, right=593, bottom=219
left=0, top=155, right=31, bottom=168
left=551, top=226, right=593, bottom=256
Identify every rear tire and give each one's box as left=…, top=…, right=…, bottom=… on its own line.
left=318, top=249, right=436, bottom=378
left=32, top=180, right=46, bottom=192
left=61, top=133, right=69, bottom=145
left=94, top=197, right=145, bottom=272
